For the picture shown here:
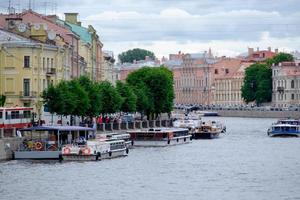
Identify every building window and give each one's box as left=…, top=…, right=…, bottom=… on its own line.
left=215, top=69, right=218, bottom=74
left=24, top=56, right=30, bottom=68
left=43, top=58, right=45, bottom=71
left=23, top=79, right=30, bottom=96
left=225, top=69, right=229, bottom=74
left=291, top=93, right=294, bottom=100
left=291, top=80, right=294, bottom=88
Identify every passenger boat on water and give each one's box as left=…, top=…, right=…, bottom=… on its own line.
left=127, top=128, right=192, bottom=147
left=193, top=121, right=224, bottom=139
left=103, top=132, right=132, bottom=148
left=62, top=139, right=128, bottom=161
left=14, top=125, right=95, bottom=160
left=267, top=119, right=300, bottom=137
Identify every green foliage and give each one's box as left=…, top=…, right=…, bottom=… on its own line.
left=42, top=84, right=64, bottom=115
left=0, top=95, right=6, bottom=107
left=242, top=52, right=293, bottom=104
left=68, top=79, right=89, bottom=117
left=266, top=53, right=294, bottom=66
left=98, top=81, right=122, bottom=114
left=126, top=66, right=174, bottom=119
left=78, top=76, right=101, bottom=117
left=116, top=81, right=137, bottom=113
left=118, top=48, right=155, bottom=64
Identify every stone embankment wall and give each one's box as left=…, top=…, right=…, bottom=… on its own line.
left=0, top=139, right=22, bottom=161
left=215, top=110, right=300, bottom=118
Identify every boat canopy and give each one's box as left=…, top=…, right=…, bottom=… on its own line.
left=19, top=125, right=95, bottom=132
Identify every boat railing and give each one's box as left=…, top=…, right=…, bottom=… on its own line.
left=18, top=139, right=59, bottom=152
left=96, top=119, right=173, bottom=132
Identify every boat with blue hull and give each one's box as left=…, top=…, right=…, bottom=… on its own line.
left=268, top=119, right=300, bottom=137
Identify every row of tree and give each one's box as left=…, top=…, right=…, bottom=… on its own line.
left=42, top=66, right=174, bottom=121
left=241, top=53, right=294, bottom=105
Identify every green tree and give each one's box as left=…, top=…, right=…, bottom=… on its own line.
left=42, top=84, right=64, bottom=115
left=68, top=79, right=89, bottom=118
left=78, top=76, right=101, bottom=118
left=242, top=53, right=294, bottom=104
left=0, top=95, right=6, bottom=107
left=116, top=81, right=137, bottom=113
left=118, top=48, right=155, bottom=64
left=98, top=81, right=122, bottom=114
left=126, top=66, right=174, bottom=119
left=266, top=52, right=294, bottom=66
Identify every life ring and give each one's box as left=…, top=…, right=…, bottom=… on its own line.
left=35, top=142, right=43, bottom=151
left=63, top=147, right=71, bottom=155
left=82, top=147, right=91, bottom=155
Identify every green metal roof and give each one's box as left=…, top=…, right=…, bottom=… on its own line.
left=57, top=19, right=92, bottom=45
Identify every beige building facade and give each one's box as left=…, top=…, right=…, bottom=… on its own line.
left=173, top=53, right=215, bottom=105
left=212, top=58, right=253, bottom=106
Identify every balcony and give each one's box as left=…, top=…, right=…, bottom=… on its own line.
left=20, top=91, right=38, bottom=101
left=46, top=68, right=56, bottom=76
left=277, top=86, right=284, bottom=93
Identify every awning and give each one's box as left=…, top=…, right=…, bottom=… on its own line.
left=19, top=125, right=95, bottom=132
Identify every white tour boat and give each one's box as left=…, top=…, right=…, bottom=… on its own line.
left=62, top=139, right=128, bottom=161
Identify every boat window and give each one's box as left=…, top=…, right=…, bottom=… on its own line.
left=11, top=111, right=20, bottom=119
left=0, top=111, right=2, bottom=119
left=6, top=112, right=10, bottom=119
left=23, top=111, right=31, bottom=118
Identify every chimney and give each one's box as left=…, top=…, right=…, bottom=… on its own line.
left=64, top=13, right=78, bottom=24
left=275, top=48, right=279, bottom=54
left=47, top=15, right=58, bottom=23
left=248, top=47, right=254, bottom=56
left=268, top=47, right=271, bottom=52
left=208, top=48, right=212, bottom=57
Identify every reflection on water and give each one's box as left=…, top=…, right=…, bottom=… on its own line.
left=1, top=117, right=300, bottom=200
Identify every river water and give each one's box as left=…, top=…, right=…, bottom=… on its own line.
left=1, top=117, right=300, bottom=200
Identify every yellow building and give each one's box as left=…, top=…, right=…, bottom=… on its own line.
left=0, top=29, right=65, bottom=114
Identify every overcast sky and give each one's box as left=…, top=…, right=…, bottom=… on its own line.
left=1, top=0, right=299, bottom=58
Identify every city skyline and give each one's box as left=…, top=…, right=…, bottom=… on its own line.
left=0, top=0, right=299, bottom=58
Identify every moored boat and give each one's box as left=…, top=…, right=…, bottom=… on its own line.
left=14, top=125, right=95, bottom=160
left=62, top=139, right=128, bottom=161
left=193, top=121, right=223, bottom=139
left=127, top=128, right=192, bottom=147
left=267, top=119, right=300, bottom=137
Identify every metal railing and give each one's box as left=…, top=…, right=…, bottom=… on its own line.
left=95, top=119, right=172, bottom=132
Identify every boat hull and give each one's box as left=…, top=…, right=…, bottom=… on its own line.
left=14, top=151, right=60, bottom=160
left=268, top=132, right=300, bottom=137
left=193, top=132, right=220, bottom=139
left=133, top=135, right=192, bottom=147
left=62, top=148, right=128, bottom=161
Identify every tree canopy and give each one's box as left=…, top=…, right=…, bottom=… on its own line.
left=242, top=53, right=294, bottom=104
left=126, top=66, right=174, bottom=119
left=118, top=48, right=155, bottom=64
left=116, top=81, right=137, bottom=113
left=0, top=95, right=6, bottom=107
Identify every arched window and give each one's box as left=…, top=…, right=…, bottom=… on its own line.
left=291, top=80, right=295, bottom=89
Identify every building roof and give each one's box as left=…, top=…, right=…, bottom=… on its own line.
left=64, top=21, right=92, bottom=44
left=0, top=29, right=31, bottom=43
left=0, top=28, right=57, bottom=49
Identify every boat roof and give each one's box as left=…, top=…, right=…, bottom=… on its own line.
left=19, top=125, right=95, bottom=132
left=272, top=124, right=298, bottom=127
left=127, top=127, right=188, bottom=133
